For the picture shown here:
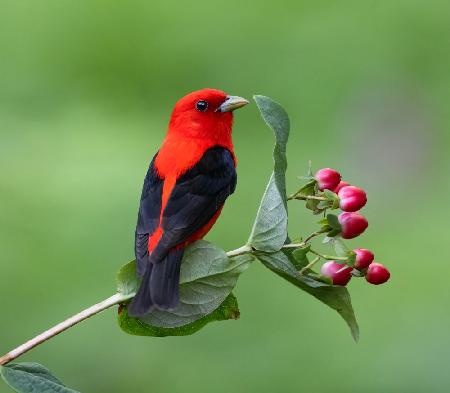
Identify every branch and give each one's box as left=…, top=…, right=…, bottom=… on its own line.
left=302, top=230, right=326, bottom=243
left=300, top=256, right=320, bottom=274
left=0, top=235, right=324, bottom=366
left=225, top=242, right=308, bottom=258
left=288, top=194, right=327, bottom=201
left=226, top=245, right=253, bottom=257
left=0, top=293, right=132, bottom=366
left=309, top=248, right=348, bottom=261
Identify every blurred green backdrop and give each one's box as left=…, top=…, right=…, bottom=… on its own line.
left=1, top=0, right=450, bottom=392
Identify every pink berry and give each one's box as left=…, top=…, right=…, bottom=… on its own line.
left=320, top=261, right=352, bottom=286
left=338, top=212, right=368, bottom=239
left=338, top=186, right=367, bottom=212
left=315, top=168, right=341, bottom=191
left=353, top=248, right=374, bottom=269
left=332, top=181, right=350, bottom=194
left=365, top=263, right=390, bottom=285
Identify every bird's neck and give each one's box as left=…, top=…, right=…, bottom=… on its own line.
left=154, top=132, right=235, bottom=179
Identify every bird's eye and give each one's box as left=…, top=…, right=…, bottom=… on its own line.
left=195, top=100, right=208, bottom=112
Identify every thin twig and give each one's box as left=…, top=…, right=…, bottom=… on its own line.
left=289, top=195, right=327, bottom=202
left=226, top=242, right=310, bottom=257
left=309, top=248, right=348, bottom=261
left=300, top=256, right=320, bottom=274
left=302, top=231, right=324, bottom=244
left=226, top=245, right=253, bottom=257
left=279, top=243, right=306, bottom=249
left=0, top=293, right=132, bottom=366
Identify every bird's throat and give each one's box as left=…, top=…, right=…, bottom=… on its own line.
left=155, top=134, right=234, bottom=179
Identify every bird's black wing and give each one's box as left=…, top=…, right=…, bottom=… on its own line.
left=135, top=154, right=163, bottom=275
left=150, top=146, right=237, bottom=263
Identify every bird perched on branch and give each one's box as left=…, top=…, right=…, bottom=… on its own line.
left=128, top=89, right=249, bottom=317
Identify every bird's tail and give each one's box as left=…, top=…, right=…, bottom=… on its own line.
left=128, top=247, right=184, bottom=317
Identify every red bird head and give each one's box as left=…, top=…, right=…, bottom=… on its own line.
left=168, top=88, right=249, bottom=141
left=156, top=89, right=248, bottom=178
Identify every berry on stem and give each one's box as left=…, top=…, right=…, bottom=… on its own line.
left=315, top=168, right=341, bottom=191
left=338, top=212, right=368, bottom=239
left=333, top=181, right=350, bottom=194
left=338, top=186, right=367, bottom=212
left=353, top=248, right=374, bottom=269
left=366, top=263, right=390, bottom=285
left=320, top=261, right=352, bottom=286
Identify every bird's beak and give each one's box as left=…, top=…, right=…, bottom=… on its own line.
left=216, top=96, right=249, bottom=112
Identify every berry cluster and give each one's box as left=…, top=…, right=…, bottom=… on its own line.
left=321, top=249, right=390, bottom=286
left=289, top=167, right=391, bottom=287
left=316, top=168, right=369, bottom=239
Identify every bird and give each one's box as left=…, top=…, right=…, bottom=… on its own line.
left=128, top=88, right=249, bottom=317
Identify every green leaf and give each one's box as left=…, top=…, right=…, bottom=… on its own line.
left=118, top=293, right=240, bottom=337
left=291, top=245, right=311, bottom=269
left=248, top=95, right=290, bottom=252
left=306, top=197, right=321, bottom=213
left=323, top=190, right=340, bottom=209
left=1, top=363, right=79, bottom=393
left=116, top=259, right=140, bottom=296
left=117, top=240, right=252, bottom=330
left=248, top=173, right=287, bottom=251
left=257, top=252, right=324, bottom=288
left=323, top=189, right=337, bottom=200
left=295, top=180, right=316, bottom=196
left=327, top=214, right=342, bottom=231
left=347, top=251, right=357, bottom=266
left=317, top=217, right=329, bottom=226
left=316, top=200, right=330, bottom=210
left=326, top=228, right=341, bottom=237
left=332, top=238, right=351, bottom=257
left=330, top=238, right=356, bottom=267
left=257, top=252, right=359, bottom=341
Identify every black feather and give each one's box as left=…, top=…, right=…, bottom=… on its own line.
left=135, top=154, right=163, bottom=276
left=150, top=248, right=183, bottom=310
left=132, top=146, right=237, bottom=314
left=127, top=263, right=154, bottom=317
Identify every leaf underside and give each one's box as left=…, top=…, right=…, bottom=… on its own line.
left=117, top=241, right=253, bottom=335
left=258, top=250, right=359, bottom=341
left=248, top=95, right=290, bottom=252
left=118, top=293, right=240, bottom=337
left=0, top=362, right=79, bottom=393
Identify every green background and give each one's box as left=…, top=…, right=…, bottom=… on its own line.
left=1, top=1, right=449, bottom=392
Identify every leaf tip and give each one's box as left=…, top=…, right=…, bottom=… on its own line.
left=252, top=94, right=265, bottom=101
left=351, top=326, right=360, bottom=343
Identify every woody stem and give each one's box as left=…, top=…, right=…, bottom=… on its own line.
left=0, top=293, right=133, bottom=366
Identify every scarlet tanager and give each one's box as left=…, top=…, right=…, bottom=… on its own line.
left=128, top=89, right=249, bottom=317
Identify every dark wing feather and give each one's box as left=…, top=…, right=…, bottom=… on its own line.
left=135, top=154, right=163, bottom=275
left=150, top=146, right=237, bottom=263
